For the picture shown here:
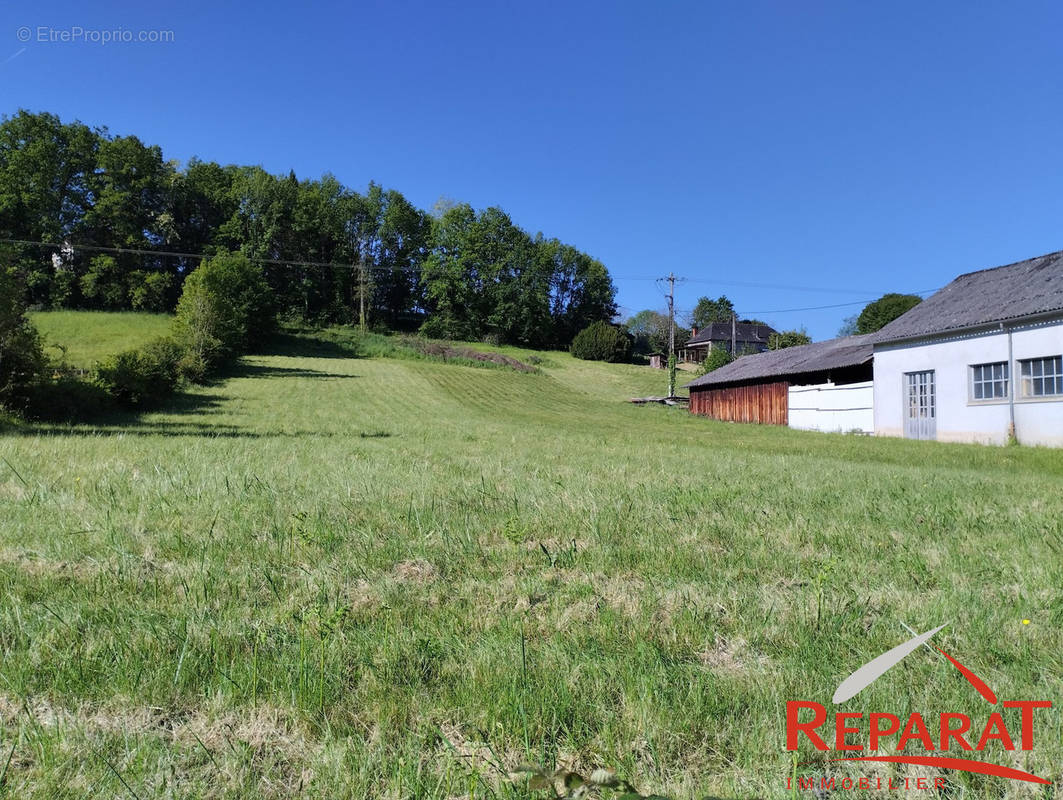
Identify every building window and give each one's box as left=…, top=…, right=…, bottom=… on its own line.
left=970, top=361, right=1008, bottom=401
left=1019, top=356, right=1063, bottom=398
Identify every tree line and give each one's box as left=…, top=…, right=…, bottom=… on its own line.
left=0, top=110, right=616, bottom=348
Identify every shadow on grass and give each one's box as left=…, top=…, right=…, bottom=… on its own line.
left=258, top=330, right=361, bottom=359
left=226, top=362, right=359, bottom=380
left=4, top=331, right=374, bottom=439
left=10, top=392, right=393, bottom=439
left=12, top=421, right=379, bottom=439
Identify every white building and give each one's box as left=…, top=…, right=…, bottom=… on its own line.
left=873, top=251, right=1063, bottom=446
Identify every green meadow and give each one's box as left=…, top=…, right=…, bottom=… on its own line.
left=30, top=311, right=174, bottom=370
left=1, top=315, right=1061, bottom=798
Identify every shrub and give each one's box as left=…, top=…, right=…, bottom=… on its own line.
left=94, top=337, right=182, bottom=407
left=569, top=321, right=632, bottom=363
left=173, top=252, right=273, bottom=376
left=176, top=349, right=209, bottom=384
left=698, top=347, right=733, bottom=375
left=0, top=267, right=47, bottom=411
left=26, top=375, right=111, bottom=422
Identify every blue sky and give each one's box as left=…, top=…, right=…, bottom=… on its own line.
left=3, top=0, right=1063, bottom=339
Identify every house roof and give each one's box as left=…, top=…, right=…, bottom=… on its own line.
left=876, top=249, right=1063, bottom=343
left=687, top=321, right=777, bottom=346
left=684, top=333, right=877, bottom=389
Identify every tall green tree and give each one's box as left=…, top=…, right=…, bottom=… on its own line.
left=691, top=295, right=736, bottom=327
left=0, top=110, right=100, bottom=306
left=0, top=110, right=620, bottom=334
left=856, top=293, right=922, bottom=334
left=547, top=242, right=615, bottom=347
left=168, top=159, right=238, bottom=264
left=420, top=203, right=481, bottom=341
left=80, top=135, right=174, bottom=307
left=625, top=309, right=690, bottom=354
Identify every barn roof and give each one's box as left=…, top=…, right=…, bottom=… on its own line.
left=876, top=249, right=1063, bottom=342
left=684, top=333, right=877, bottom=389
left=687, top=321, right=776, bottom=346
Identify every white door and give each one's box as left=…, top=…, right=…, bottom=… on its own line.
left=904, top=370, right=936, bottom=440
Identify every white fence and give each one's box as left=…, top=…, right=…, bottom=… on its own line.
left=788, top=380, right=874, bottom=434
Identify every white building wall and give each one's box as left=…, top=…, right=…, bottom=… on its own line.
left=788, top=380, right=874, bottom=434
left=873, top=317, right=1063, bottom=446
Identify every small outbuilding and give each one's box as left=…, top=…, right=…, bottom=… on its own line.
left=685, top=334, right=877, bottom=431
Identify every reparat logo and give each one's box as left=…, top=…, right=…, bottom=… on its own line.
left=786, top=624, right=1053, bottom=788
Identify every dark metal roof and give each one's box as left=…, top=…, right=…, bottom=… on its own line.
left=876, top=249, right=1063, bottom=342
left=687, top=321, right=776, bottom=346
left=684, top=333, right=877, bottom=389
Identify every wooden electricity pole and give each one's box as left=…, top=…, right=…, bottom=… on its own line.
left=359, top=256, right=367, bottom=331
left=666, top=272, right=676, bottom=398
left=656, top=272, right=685, bottom=398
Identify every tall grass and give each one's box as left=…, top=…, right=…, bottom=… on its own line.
left=0, top=316, right=1060, bottom=798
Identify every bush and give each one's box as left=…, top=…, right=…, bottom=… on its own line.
left=176, top=349, right=209, bottom=384
left=697, top=347, right=733, bottom=375
left=26, top=375, right=111, bottom=422
left=173, top=252, right=273, bottom=376
left=570, top=321, right=632, bottom=363
left=0, top=267, right=47, bottom=411
left=94, top=337, right=182, bottom=407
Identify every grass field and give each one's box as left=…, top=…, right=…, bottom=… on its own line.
left=30, top=311, right=173, bottom=369
left=1, top=315, right=1062, bottom=798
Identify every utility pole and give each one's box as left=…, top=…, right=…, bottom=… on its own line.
left=656, top=272, right=684, bottom=398
left=731, top=313, right=736, bottom=357
left=358, top=255, right=367, bottom=331
left=666, top=272, right=676, bottom=398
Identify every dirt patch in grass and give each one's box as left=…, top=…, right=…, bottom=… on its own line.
left=0, top=695, right=320, bottom=797
left=0, top=694, right=313, bottom=756
left=696, top=634, right=769, bottom=675
left=392, top=558, right=438, bottom=584
left=409, top=340, right=537, bottom=372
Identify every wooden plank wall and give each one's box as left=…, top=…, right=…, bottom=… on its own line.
left=689, top=381, right=789, bottom=425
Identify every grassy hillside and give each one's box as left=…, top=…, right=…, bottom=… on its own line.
left=30, top=310, right=173, bottom=369
left=1, top=318, right=1061, bottom=798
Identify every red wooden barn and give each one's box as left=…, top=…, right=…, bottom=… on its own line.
left=684, top=335, right=877, bottom=425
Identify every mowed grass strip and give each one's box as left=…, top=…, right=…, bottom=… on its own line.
left=0, top=319, right=1061, bottom=798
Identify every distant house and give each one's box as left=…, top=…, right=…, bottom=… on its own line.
left=684, top=334, right=876, bottom=431
left=873, top=250, right=1063, bottom=446
left=681, top=322, right=776, bottom=363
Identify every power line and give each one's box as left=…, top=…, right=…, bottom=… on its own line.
left=5, top=237, right=940, bottom=316
left=0, top=238, right=414, bottom=274
left=736, top=290, right=939, bottom=316
left=614, top=274, right=904, bottom=296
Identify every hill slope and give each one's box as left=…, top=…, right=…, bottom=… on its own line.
left=1, top=331, right=1061, bottom=798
